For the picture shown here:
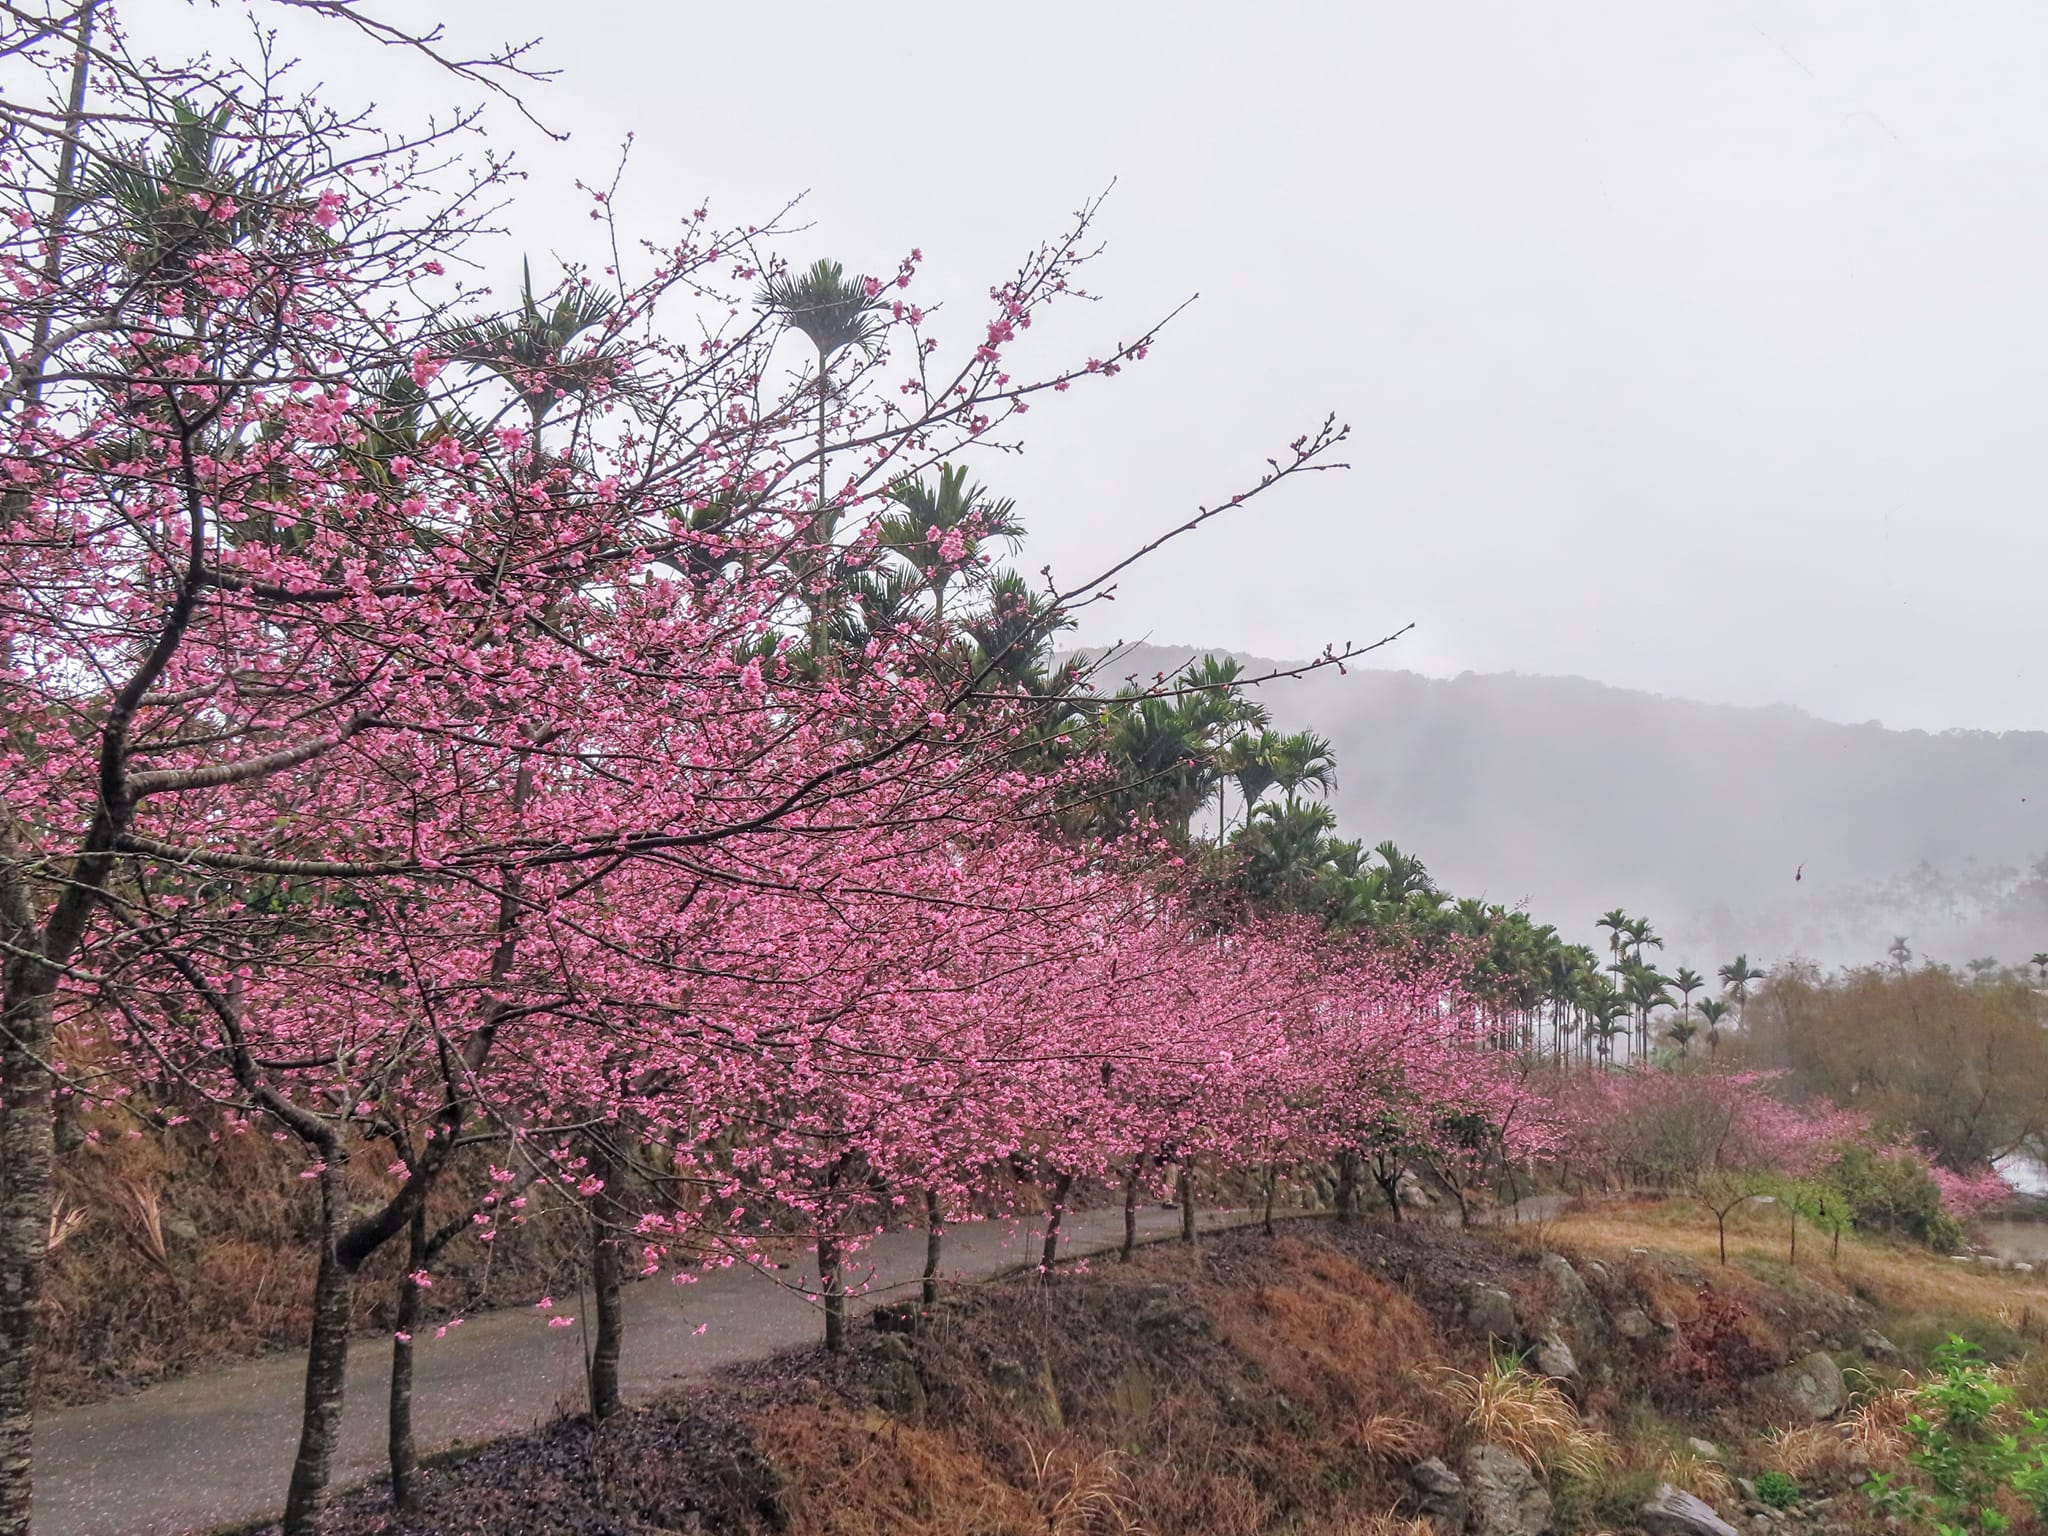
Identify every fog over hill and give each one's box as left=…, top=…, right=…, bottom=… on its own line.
left=1091, top=646, right=2048, bottom=971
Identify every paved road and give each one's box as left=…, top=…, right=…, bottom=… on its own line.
left=35, top=1201, right=1260, bottom=1536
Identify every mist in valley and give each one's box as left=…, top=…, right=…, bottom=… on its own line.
left=1092, top=645, right=2048, bottom=974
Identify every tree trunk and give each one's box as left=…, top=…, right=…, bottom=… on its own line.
left=1262, top=1164, right=1278, bottom=1237
left=1177, top=1161, right=1197, bottom=1245
left=921, top=1190, right=943, bottom=1308
left=1040, top=1172, right=1075, bottom=1280
left=1335, top=1151, right=1359, bottom=1224
left=1120, top=1156, right=1144, bottom=1263
left=817, top=1229, right=845, bottom=1352
left=283, top=1168, right=355, bottom=1536
left=0, top=986, right=54, bottom=1536
left=586, top=1134, right=625, bottom=1422
left=388, top=1205, right=427, bottom=1510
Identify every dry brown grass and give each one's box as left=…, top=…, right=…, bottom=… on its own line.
left=1548, top=1200, right=2039, bottom=1335
left=1655, top=1446, right=1735, bottom=1504
left=1430, top=1357, right=1611, bottom=1480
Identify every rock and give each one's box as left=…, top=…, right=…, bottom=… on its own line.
left=2018, top=1263, right=2035, bottom=1274
left=1581, top=1259, right=1612, bottom=1285
left=1640, top=1483, right=1741, bottom=1536
left=1532, top=1330, right=1577, bottom=1383
left=1791, top=1329, right=1823, bottom=1355
left=871, top=1301, right=920, bottom=1334
left=1687, top=1437, right=1723, bottom=1461
left=1398, top=1168, right=1438, bottom=1208
left=1736, top=1478, right=1758, bottom=1501
left=1765, top=1350, right=1846, bottom=1421
left=161, top=1211, right=200, bottom=1243
left=1462, top=1444, right=1552, bottom=1536
left=1409, top=1456, right=1468, bottom=1529
left=1615, top=1306, right=1656, bottom=1341
left=864, top=1334, right=924, bottom=1418
left=1466, top=1283, right=1520, bottom=1342
left=1134, top=1284, right=1206, bottom=1338
left=1858, top=1328, right=1901, bottom=1363
left=1536, top=1253, right=1605, bottom=1352
left=866, top=1332, right=914, bottom=1365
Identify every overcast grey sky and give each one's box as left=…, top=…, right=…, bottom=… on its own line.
left=169, top=1, right=2048, bottom=732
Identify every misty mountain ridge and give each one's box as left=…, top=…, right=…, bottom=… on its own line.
left=1082, top=645, right=2048, bottom=970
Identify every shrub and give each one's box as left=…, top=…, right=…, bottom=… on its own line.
left=1754, top=1470, right=1799, bottom=1509
left=1863, top=1335, right=2048, bottom=1532
left=1823, top=1146, right=1965, bottom=1252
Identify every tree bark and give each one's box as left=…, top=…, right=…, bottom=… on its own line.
left=586, top=1134, right=625, bottom=1422
left=1040, top=1171, right=1075, bottom=1280
left=283, top=1166, right=355, bottom=1536
left=0, top=985, right=53, bottom=1536
left=1120, top=1155, right=1144, bottom=1264
left=817, top=1227, right=845, bottom=1352
left=1262, top=1164, right=1278, bottom=1237
left=1178, top=1160, right=1197, bottom=1245
left=921, top=1190, right=943, bottom=1308
left=388, top=1205, right=427, bottom=1510
left=1335, top=1150, right=1359, bottom=1224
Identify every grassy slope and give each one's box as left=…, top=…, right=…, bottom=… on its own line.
left=274, top=1202, right=2048, bottom=1536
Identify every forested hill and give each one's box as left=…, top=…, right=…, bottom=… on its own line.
left=1086, top=645, right=2048, bottom=969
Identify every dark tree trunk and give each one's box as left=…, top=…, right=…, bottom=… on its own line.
left=0, top=985, right=54, bottom=1536
left=283, top=1167, right=355, bottom=1536
left=586, top=1134, right=625, bottom=1422
left=1371, top=1159, right=1404, bottom=1222
left=1335, top=1150, right=1359, bottom=1224
left=818, top=1229, right=845, bottom=1352
left=388, top=1205, right=427, bottom=1510
left=1262, top=1164, right=1279, bottom=1237
left=921, top=1189, right=943, bottom=1308
left=1120, top=1155, right=1144, bottom=1263
left=1040, top=1171, right=1075, bottom=1280
left=1178, top=1160, right=1197, bottom=1245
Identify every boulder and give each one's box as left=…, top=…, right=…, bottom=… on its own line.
left=1686, top=1437, right=1722, bottom=1461
left=1531, top=1330, right=1577, bottom=1384
left=864, top=1334, right=924, bottom=1419
left=1639, top=1484, right=1740, bottom=1536
left=1409, top=1456, right=1468, bottom=1529
left=1536, top=1253, right=1604, bottom=1352
left=1614, top=1306, right=1656, bottom=1341
left=1462, top=1444, right=1552, bottom=1536
left=1466, top=1283, right=1520, bottom=1342
left=1764, top=1350, right=1846, bottom=1421
left=1858, top=1328, right=1901, bottom=1364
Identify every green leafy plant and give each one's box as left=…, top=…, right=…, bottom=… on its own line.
left=1754, top=1470, right=1800, bottom=1509
left=1862, top=1335, right=2048, bottom=1535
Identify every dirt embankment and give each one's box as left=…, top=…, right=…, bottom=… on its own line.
left=272, top=1210, right=2047, bottom=1536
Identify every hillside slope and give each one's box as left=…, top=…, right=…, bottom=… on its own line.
left=1087, top=646, right=2048, bottom=966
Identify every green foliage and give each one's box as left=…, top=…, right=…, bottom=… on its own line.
left=1864, top=1336, right=2048, bottom=1535
left=1753, top=1470, right=1800, bottom=1509
left=1824, top=1145, right=1966, bottom=1252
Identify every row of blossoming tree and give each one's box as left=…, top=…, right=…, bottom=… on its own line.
left=0, top=10, right=2004, bottom=1536
left=0, top=8, right=1522, bottom=1531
